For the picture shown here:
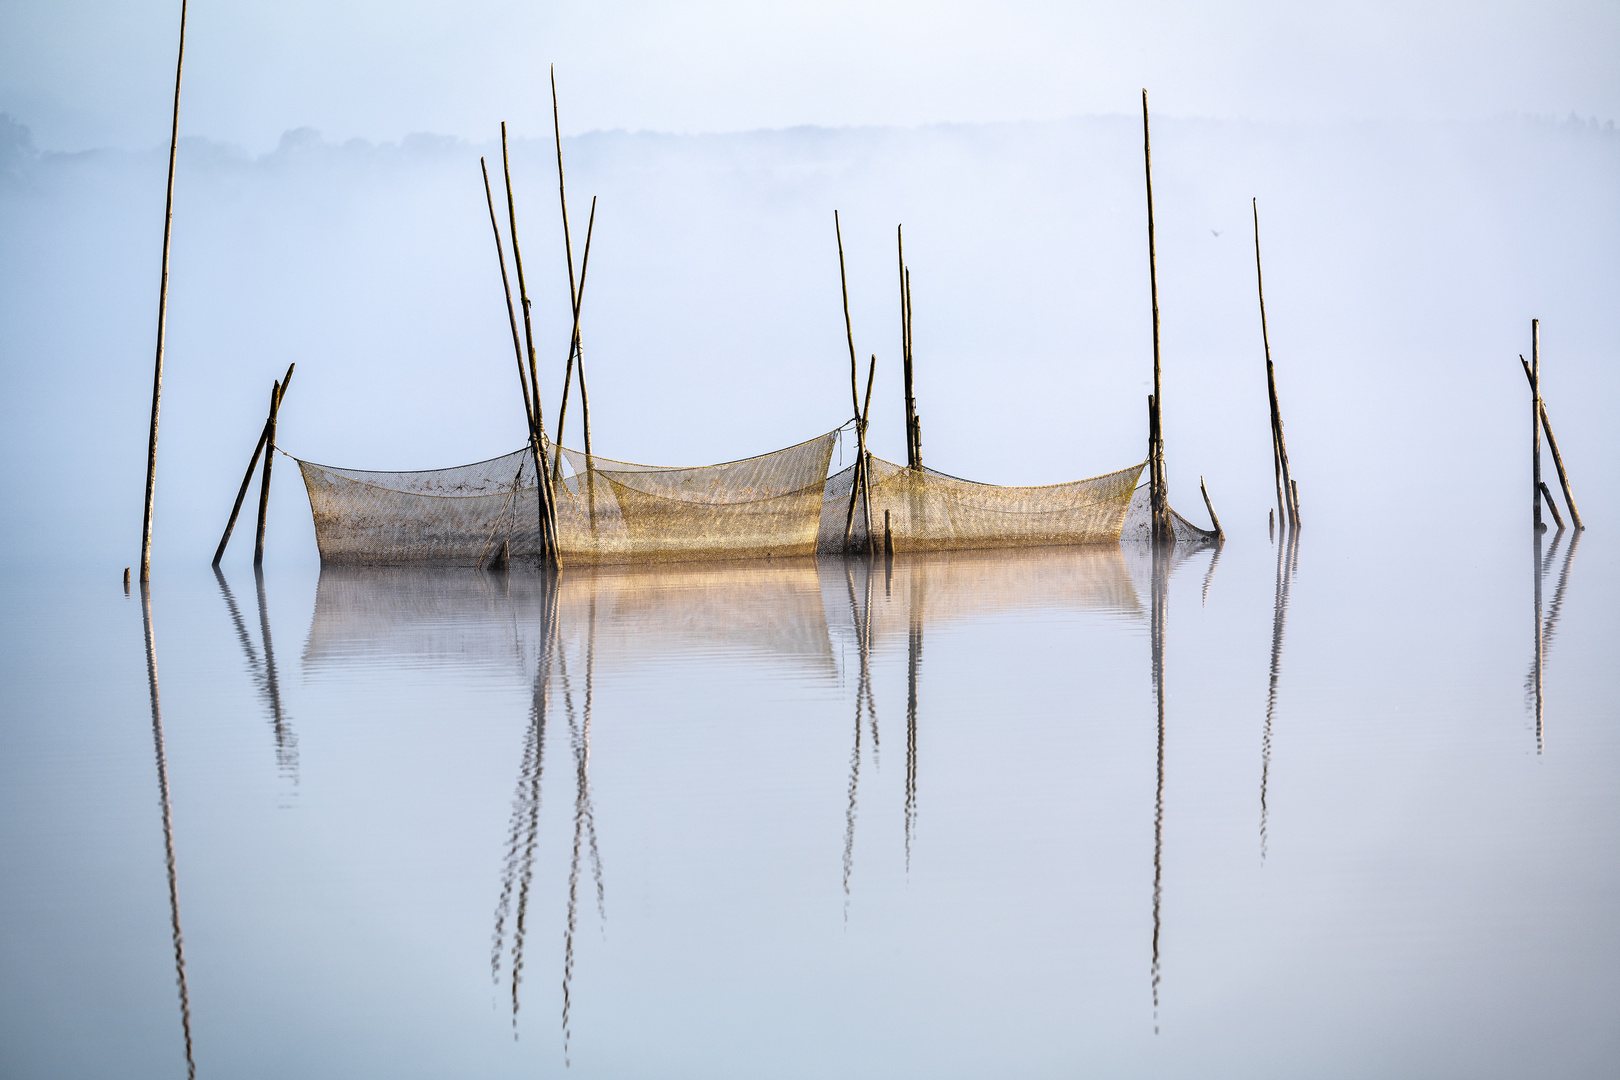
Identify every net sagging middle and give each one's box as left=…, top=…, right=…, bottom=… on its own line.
left=819, top=455, right=1145, bottom=553
left=297, top=431, right=838, bottom=567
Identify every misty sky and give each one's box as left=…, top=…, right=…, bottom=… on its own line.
left=3, top=0, right=1618, bottom=151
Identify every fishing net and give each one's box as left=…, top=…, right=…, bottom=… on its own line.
left=1117, top=483, right=1221, bottom=544
left=295, top=431, right=838, bottom=567
left=818, top=454, right=1145, bottom=554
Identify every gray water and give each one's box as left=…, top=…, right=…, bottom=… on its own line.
left=1, top=525, right=1614, bottom=1079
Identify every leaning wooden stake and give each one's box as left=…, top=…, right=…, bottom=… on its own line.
left=1540, top=482, right=1565, bottom=530
left=550, top=66, right=594, bottom=458
left=835, top=211, right=876, bottom=551
left=898, top=226, right=920, bottom=470
left=1141, top=90, right=1168, bottom=543
left=213, top=363, right=293, bottom=565
left=252, top=378, right=284, bottom=567
left=482, top=158, right=536, bottom=437
left=554, top=197, right=598, bottom=476
left=1253, top=199, right=1297, bottom=527
left=1200, top=476, right=1224, bottom=540
left=1531, top=319, right=1543, bottom=532
left=138, top=0, right=191, bottom=583
left=905, top=268, right=921, bottom=468
left=501, top=123, right=560, bottom=566
left=1519, top=355, right=1583, bottom=529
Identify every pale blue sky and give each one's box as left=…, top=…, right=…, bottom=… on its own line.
left=3, top=0, right=1618, bottom=151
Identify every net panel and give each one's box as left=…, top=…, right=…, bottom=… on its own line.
left=297, top=431, right=838, bottom=567
left=1117, top=483, right=1221, bottom=544
left=819, top=455, right=1145, bottom=554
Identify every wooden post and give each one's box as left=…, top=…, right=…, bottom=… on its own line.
left=1532, top=320, right=1543, bottom=532
left=1540, top=482, right=1565, bottom=530
left=138, top=0, right=190, bottom=584
left=1200, top=476, right=1224, bottom=540
left=481, top=158, right=536, bottom=437
left=252, top=379, right=283, bottom=567
left=884, top=509, right=894, bottom=557
left=898, top=226, right=919, bottom=470
left=905, top=268, right=921, bottom=468
left=550, top=67, right=595, bottom=460
left=555, top=196, right=597, bottom=473
left=502, top=123, right=560, bottom=565
left=1520, top=356, right=1584, bottom=529
left=1254, top=200, right=1289, bottom=527
left=214, top=363, right=293, bottom=565
left=1142, top=90, right=1167, bottom=542
left=834, top=211, right=872, bottom=551
left=1290, top=480, right=1301, bottom=527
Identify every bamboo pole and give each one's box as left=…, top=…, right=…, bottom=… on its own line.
left=213, top=363, right=293, bottom=566
left=1519, top=356, right=1584, bottom=529
left=1200, top=476, right=1224, bottom=540
left=905, top=267, right=921, bottom=468
left=502, top=124, right=560, bottom=565
left=482, top=158, right=536, bottom=435
left=252, top=378, right=283, bottom=567
left=138, top=0, right=190, bottom=583
left=554, top=196, right=597, bottom=472
left=1142, top=90, right=1167, bottom=542
left=1253, top=200, right=1289, bottom=527
left=1532, top=320, right=1543, bottom=532
left=1540, top=482, right=1565, bottom=531
left=550, top=66, right=595, bottom=459
left=834, top=211, right=873, bottom=551
left=842, top=357, right=877, bottom=552
left=898, top=226, right=917, bottom=469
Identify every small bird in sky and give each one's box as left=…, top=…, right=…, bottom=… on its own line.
left=1211, top=229, right=1221, bottom=237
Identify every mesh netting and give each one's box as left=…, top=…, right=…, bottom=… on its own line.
left=296, top=431, right=838, bottom=567
left=818, top=455, right=1145, bottom=554
left=1117, top=483, right=1221, bottom=544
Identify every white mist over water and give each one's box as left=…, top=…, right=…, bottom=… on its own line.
left=1, top=114, right=1616, bottom=567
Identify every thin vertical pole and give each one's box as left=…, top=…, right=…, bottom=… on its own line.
left=139, top=0, right=190, bottom=583
left=905, top=268, right=920, bottom=468
left=252, top=379, right=282, bottom=567
left=482, top=158, right=536, bottom=435
left=1254, top=200, right=1290, bottom=527
left=551, top=67, right=594, bottom=458
left=502, top=124, right=560, bottom=566
left=1142, top=91, right=1169, bottom=542
left=835, top=211, right=873, bottom=551
left=898, top=225, right=916, bottom=469
left=555, top=197, right=597, bottom=472
left=1532, top=319, right=1543, bottom=532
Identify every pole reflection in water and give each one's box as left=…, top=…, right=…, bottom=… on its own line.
left=1148, top=540, right=1167, bottom=1037
left=841, top=557, right=879, bottom=915
left=140, top=584, right=196, bottom=1079
left=492, top=572, right=558, bottom=1035
left=213, top=567, right=298, bottom=790
left=905, top=560, right=924, bottom=872
left=1260, top=526, right=1300, bottom=862
left=1526, top=527, right=1581, bottom=753
left=560, top=587, right=605, bottom=1066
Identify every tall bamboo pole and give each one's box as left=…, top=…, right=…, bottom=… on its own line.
left=898, top=226, right=917, bottom=469
left=214, top=363, right=293, bottom=566
left=835, top=212, right=873, bottom=551
left=482, top=158, right=536, bottom=434
left=550, top=67, right=594, bottom=456
left=1253, top=200, right=1291, bottom=527
left=554, top=197, right=597, bottom=472
left=1532, top=320, right=1543, bottom=532
left=1519, top=356, right=1583, bottom=529
left=502, top=124, right=560, bottom=565
left=138, top=0, right=190, bottom=583
left=905, top=268, right=920, bottom=468
left=1141, top=91, right=1167, bottom=542
left=252, top=379, right=283, bottom=567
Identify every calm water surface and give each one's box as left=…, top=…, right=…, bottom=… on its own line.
left=1, top=528, right=1615, bottom=1078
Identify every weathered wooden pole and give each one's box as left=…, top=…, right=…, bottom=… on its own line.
left=482, top=158, right=537, bottom=436
left=905, top=268, right=921, bottom=468
left=1532, top=320, right=1544, bottom=532
left=898, top=226, right=918, bottom=470
left=554, top=196, right=597, bottom=471
left=550, top=66, right=594, bottom=458
left=252, top=378, right=284, bottom=567
left=1540, top=482, right=1565, bottom=530
left=213, top=363, right=293, bottom=566
left=502, top=124, right=560, bottom=565
left=842, top=356, right=877, bottom=552
left=1519, top=356, right=1584, bottom=529
left=1200, top=476, right=1224, bottom=540
left=834, top=211, right=873, bottom=551
left=1253, top=200, right=1291, bottom=527
left=138, top=0, right=191, bottom=583
left=1142, top=90, right=1168, bottom=543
